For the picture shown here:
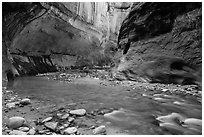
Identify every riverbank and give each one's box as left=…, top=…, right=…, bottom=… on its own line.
left=2, top=70, right=202, bottom=135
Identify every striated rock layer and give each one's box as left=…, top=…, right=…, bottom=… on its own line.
left=2, top=2, right=131, bottom=79
left=115, top=2, right=202, bottom=85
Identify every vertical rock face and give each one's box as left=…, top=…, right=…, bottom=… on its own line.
left=115, top=2, right=202, bottom=85
left=2, top=2, right=131, bottom=78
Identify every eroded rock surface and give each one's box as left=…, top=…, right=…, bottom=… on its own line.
left=115, top=2, right=202, bottom=86
left=2, top=2, right=131, bottom=79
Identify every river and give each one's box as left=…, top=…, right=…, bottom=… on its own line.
left=5, top=76, right=202, bottom=135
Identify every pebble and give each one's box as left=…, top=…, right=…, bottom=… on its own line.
left=46, top=132, right=52, bottom=135
left=7, top=116, right=26, bottom=129
left=28, top=128, right=36, bottom=135
left=42, top=117, right=52, bottom=123
left=183, top=118, right=202, bottom=126
left=69, top=109, right=86, bottom=116
left=18, top=127, right=30, bottom=132
left=44, top=122, right=58, bottom=131
left=161, top=89, right=169, bottom=92
left=64, top=123, right=69, bottom=128
left=57, top=113, right=63, bottom=118
left=61, top=114, right=69, bottom=120
left=64, top=127, right=77, bottom=134
left=68, top=117, right=75, bottom=122
left=9, top=130, right=27, bottom=135
left=6, top=90, right=13, bottom=93
left=156, top=113, right=185, bottom=124
left=20, top=98, right=31, bottom=105
left=2, top=87, right=7, bottom=90
left=6, top=102, right=16, bottom=108
left=93, top=125, right=106, bottom=134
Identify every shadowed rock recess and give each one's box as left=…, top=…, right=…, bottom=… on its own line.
left=2, top=2, right=131, bottom=78
left=2, top=2, right=202, bottom=86
left=115, top=2, right=202, bottom=86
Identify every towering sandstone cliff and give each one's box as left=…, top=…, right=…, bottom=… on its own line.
left=2, top=2, right=131, bottom=78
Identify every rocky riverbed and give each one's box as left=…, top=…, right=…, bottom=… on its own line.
left=2, top=69, right=202, bottom=135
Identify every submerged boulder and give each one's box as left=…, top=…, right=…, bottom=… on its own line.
left=7, top=116, right=26, bottom=129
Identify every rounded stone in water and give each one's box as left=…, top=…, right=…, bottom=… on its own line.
left=9, top=130, right=27, bottom=135
left=93, top=125, right=106, bottom=134
left=7, top=116, right=26, bottom=129
left=64, top=127, right=77, bottom=134
left=69, top=109, right=86, bottom=116
left=20, top=98, right=31, bottom=105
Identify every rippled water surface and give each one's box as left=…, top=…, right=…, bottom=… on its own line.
left=6, top=76, right=202, bottom=135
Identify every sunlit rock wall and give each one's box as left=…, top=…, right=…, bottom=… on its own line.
left=2, top=2, right=131, bottom=78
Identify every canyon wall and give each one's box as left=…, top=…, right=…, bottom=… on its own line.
left=115, top=2, right=202, bottom=85
left=2, top=2, right=131, bottom=79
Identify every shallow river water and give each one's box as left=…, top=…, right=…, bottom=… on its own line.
left=6, top=76, right=202, bottom=135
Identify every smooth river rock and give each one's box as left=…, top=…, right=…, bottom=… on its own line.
left=69, top=109, right=86, bottom=116
left=7, top=116, right=26, bottom=129
left=28, top=128, right=36, bottom=135
left=61, top=113, right=69, bottom=120
left=42, top=117, right=53, bottom=123
left=6, top=102, right=16, bottom=109
left=44, top=122, right=58, bottom=131
left=183, top=118, right=202, bottom=126
left=20, top=98, right=31, bottom=105
left=64, top=127, right=77, bottom=134
left=93, top=125, right=106, bottom=134
left=156, top=113, right=185, bottom=124
left=18, top=127, right=30, bottom=132
left=9, top=130, right=27, bottom=135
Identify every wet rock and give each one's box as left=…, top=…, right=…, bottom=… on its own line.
left=68, top=117, right=75, bottom=122
left=64, top=123, right=69, bottom=128
left=183, top=118, right=202, bottom=126
left=2, top=87, right=7, bottom=90
left=46, top=132, right=52, bottom=135
left=57, top=113, right=63, bottom=118
left=7, top=116, right=26, bottom=129
left=20, top=98, right=31, bottom=105
left=156, top=113, right=185, bottom=124
left=93, top=125, right=106, bottom=134
left=61, top=113, right=69, bottom=120
left=28, top=128, right=36, bottom=135
left=162, top=89, right=169, bottom=92
left=42, top=117, right=53, bottom=123
left=9, top=130, right=27, bottom=135
left=5, top=90, right=13, bottom=93
left=6, top=102, right=16, bottom=108
left=18, top=127, right=30, bottom=132
left=44, top=122, right=58, bottom=131
left=64, top=127, right=78, bottom=134
left=70, top=109, right=86, bottom=116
